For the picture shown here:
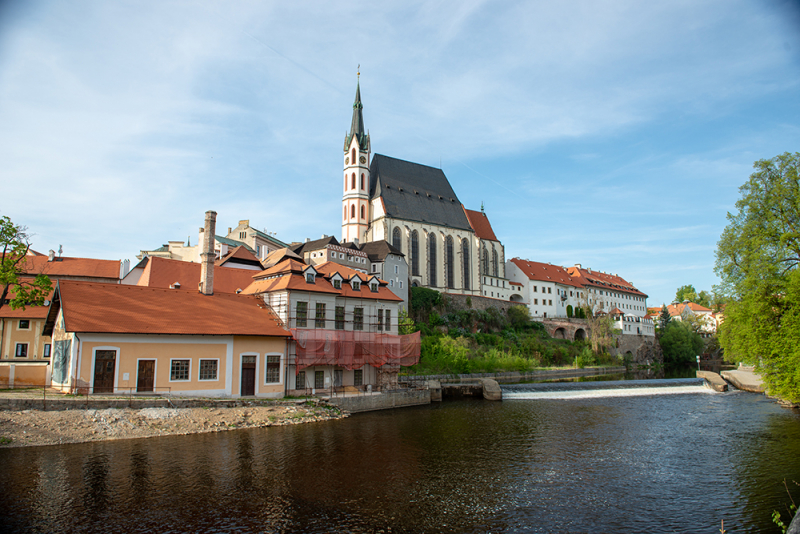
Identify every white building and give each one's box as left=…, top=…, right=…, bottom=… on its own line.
left=506, top=258, right=585, bottom=318
left=567, top=265, right=648, bottom=317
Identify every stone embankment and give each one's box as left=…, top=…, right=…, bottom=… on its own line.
left=697, top=371, right=728, bottom=392
left=721, top=366, right=765, bottom=393
left=0, top=399, right=346, bottom=448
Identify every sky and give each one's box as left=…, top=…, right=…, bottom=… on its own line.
left=1, top=0, right=799, bottom=307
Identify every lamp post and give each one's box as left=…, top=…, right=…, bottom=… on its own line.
left=696, top=355, right=701, bottom=371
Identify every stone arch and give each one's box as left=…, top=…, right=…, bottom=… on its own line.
left=554, top=327, right=566, bottom=339
left=510, top=294, right=524, bottom=302
left=574, top=328, right=586, bottom=341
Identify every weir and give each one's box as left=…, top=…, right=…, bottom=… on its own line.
left=501, top=378, right=715, bottom=400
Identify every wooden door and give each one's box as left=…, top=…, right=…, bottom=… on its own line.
left=241, top=356, right=256, bottom=396
left=137, top=360, right=155, bottom=392
left=93, top=350, right=116, bottom=393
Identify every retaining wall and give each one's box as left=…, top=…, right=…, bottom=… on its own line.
left=327, top=389, right=430, bottom=413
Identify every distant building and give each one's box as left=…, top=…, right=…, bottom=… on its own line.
left=506, top=258, right=584, bottom=318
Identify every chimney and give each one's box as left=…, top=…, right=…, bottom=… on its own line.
left=199, top=210, right=217, bottom=295
left=48, top=250, right=55, bottom=262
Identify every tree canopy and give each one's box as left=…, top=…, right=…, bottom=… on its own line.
left=715, top=152, right=800, bottom=402
left=660, top=320, right=704, bottom=366
left=675, top=284, right=697, bottom=303
left=0, top=215, right=52, bottom=311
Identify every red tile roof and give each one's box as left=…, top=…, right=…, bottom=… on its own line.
left=216, top=245, right=261, bottom=267
left=566, top=266, right=647, bottom=298
left=509, top=258, right=582, bottom=288
left=464, top=208, right=499, bottom=241
left=18, top=256, right=121, bottom=280
left=50, top=280, right=290, bottom=337
left=137, top=256, right=257, bottom=294
left=0, top=278, right=54, bottom=319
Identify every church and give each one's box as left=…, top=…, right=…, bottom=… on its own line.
left=341, top=79, right=511, bottom=301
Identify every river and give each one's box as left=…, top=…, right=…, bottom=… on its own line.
left=1, top=383, right=798, bottom=533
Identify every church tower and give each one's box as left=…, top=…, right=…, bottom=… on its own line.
left=342, top=75, right=371, bottom=244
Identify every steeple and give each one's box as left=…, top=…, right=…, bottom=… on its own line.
left=344, top=71, right=370, bottom=151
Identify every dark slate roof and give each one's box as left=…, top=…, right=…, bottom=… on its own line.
left=359, top=240, right=404, bottom=262
left=369, top=154, right=472, bottom=231
left=339, top=241, right=363, bottom=251
left=216, top=235, right=255, bottom=253
left=290, top=236, right=340, bottom=256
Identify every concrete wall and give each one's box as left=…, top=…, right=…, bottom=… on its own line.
left=0, top=362, right=49, bottom=387
left=327, top=389, right=430, bottom=413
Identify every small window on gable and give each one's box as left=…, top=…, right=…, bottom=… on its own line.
left=333, top=279, right=341, bottom=289
left=371, top=283, right=378, bottom=293
left=306, top=273, right=315, bottom=283
left=352, top=280, right=360, bottom=291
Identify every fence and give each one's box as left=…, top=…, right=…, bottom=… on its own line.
left=0, top=386, right=173, bottom=411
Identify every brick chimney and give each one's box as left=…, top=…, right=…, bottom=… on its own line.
left=199, top=210, right=217, bottom=295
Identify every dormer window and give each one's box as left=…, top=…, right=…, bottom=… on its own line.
left=306, top=273, right=315, bottom=283
left=333, top=279, right=341, bottom=289
left=371, top=283, right=378, bottom=293
left=352, top=281, right=360, bottom=291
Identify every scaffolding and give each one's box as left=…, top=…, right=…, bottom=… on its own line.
left=290, top=329, right=420, bottom=371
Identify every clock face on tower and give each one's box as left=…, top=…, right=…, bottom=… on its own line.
left=360, top=156, right=366, bottom=164
left=345, top=157, right=349, bottom=165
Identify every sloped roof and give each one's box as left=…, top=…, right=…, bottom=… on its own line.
left=16, top=255, right=121, bottom=280
left=464, top=208, right=499, bottom=241
left=262, top=247, right=303, bottom=268
left=359, top=240, right=403, bottom=261
left=369, top=154, right=472, bottom=231
left=215, top=235, right=255, bottom=253
left=566, top=266, right=647, bottom=298
left=46, top=280, right=289, bottom=337
left=0, top=278, right=54, bottom=319
left=510, top=258, right=582, bottom=288
left=216, top=245, right=262, bottom=268
left=136, top=256, right=257, bottom=294
left=290, top=236, right=340, bottom=255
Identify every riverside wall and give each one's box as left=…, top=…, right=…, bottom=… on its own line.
left=327, top=389, right=431, bottom=413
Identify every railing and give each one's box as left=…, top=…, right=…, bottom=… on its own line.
left=0, top=386, right=173, bottom=411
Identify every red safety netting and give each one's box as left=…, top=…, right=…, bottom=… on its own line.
left=290, top=329, right=421, bottom=372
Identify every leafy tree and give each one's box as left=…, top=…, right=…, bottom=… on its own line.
left=696, top=290, right=712, bottom=308
left=715, top=152, right=800, bottom=402
left=398, top=309, right=418, bottom=334
left=0, top=215, right=52, bottom=311
left=507, top=304, right=531, bottom=330
left=566, top=304, right=573, bottom=318
left=578, top=291, right=617, bottom=354
left=675, top=284, right=697, bottom=303
left=660, top=320, right=704, bottom=366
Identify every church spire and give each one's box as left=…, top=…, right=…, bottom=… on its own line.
left=344, top=69, right=369, bottom=151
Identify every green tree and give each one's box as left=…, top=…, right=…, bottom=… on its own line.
left=566, top=304, right=573, bottom=318
left=715, top=152, right=800, bottom=402
left=507, top=304, right=531, bottom=330
left=675, top=284, right=697, bottom=303
left=660, top=320, right=704, bottom=366
left=398, top=308, right=417, bottom=334
left=0, top=215, right=52, bottom=311
left=696, top=290, right=711, bottom=308
left=656, top=304, right=672, bottom=337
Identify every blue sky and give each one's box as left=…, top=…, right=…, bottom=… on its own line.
left=1, top=0, right=798, bottom=307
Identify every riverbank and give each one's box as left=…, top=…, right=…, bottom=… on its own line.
left=0, top=400, right=347, bottom=448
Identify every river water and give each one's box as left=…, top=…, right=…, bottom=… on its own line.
left=1, top=383, right=799, bottom=533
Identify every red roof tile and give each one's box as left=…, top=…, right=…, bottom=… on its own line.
left=510, top=258, right=582, bottom=288
left=566, top=266, right=647, bottom=298
left=18, top=256, right=121, bottom=280
left=464, top=208, right=499, bottom=241
left=53, top=280, right=290, bottom=337
left=216, top=245, right=261, bottom=267
left=0, top=278, right=54, bottom=319
left=137, top=256, right=257, bottom=294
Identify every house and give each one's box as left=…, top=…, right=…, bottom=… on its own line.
left=1, top=253, right=127, bottom=387
left=566, top=264, right=648, bottom=317
left=608, top=308, right=655, bottom=337
left=242, top=257, right=418, bottom=394
left=665, top=301, right=717, bottom=337
left=124, top=255, right=257, bottom=293
left=226, top=219, right=288, bottom=261
left=506, top=258, right=585, bottom=318
left=340, top=79, right=508, bottom=299
left=359, top=240, right=408, bottom=309
left=44, top=211, right=292, bottom=397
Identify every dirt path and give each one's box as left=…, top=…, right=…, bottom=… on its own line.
left=0, top=403, right=347, bottom=448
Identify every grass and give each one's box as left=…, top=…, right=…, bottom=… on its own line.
left=0, top=437, right=13, bottom=445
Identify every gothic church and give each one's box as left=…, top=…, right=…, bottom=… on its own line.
left=341, top=80, right=510, bottom=300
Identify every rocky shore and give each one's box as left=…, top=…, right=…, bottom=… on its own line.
left=0, top=401, right=347, bottom=448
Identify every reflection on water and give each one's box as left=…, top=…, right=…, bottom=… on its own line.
left=1, top=390, right=799, bottom=533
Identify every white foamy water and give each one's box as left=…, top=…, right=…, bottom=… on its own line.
left=503, top=385, right=715, bottom=400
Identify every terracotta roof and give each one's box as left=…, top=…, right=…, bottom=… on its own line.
left=608, top=307, right=624, bottom=315
left=47, top=280, right=290, bottom=337
left=216, top=245, right=262, bottom=268
left=0, top=279, right=54, bottom=319
left=262, top=247, right=303, bottom=268
left=464, top=208, right=499, bottom=241
left=566, top=266, right=647, bottom=298
left=509, top=281, right=523, bottom=287
left=666, top=302, right=712, bottom=316
left=18, top=256, right=121, bottom=280
left=136, top=256, right=257, bottom=294
left=684, top=302, right=712, bottom=312
left=509, top=258, right=582, bottom=288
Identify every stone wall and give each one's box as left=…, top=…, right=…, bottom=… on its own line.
left=614, top=335, right=663, bottom=367
left=327, top=389, right=431, bottom=413
left=441, top=293, right=520, bottom=313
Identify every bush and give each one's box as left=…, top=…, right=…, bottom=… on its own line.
left=566, top=305, right=573, bottom=318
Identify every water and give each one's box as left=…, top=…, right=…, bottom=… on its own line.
left=1, top=387, right=799, bottom=533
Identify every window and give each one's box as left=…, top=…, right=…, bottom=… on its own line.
left=18, top=320, right=30, bottom=330
left=549, top=300, right=553, bottom=306
left=492, top=246, right=498, bottom=277
left=353, top=281, right=360, bottom=291
left=482, top=245, right=489, bottom=276
left=395, top=265, right=399, bottom=274
left=548, top=287, right=552, bottom=294
left=350, top=204, right=355, bottom=219
left=296, top=301, right=308, bottom=327
left=392, top=227, right=402, bottom=252
left=170, top=359, right=190, bottom=381
left=43, top=344, right=51, bottom=359
left=534, top=286, right=537, bottom=292
left=351, top=148, right=355, bottom=164
left=333, top=279, right=341, bottom=289
left=354, top=369, right=363, bottom=387
left=306, top=273, right=315, bottom=283
left=462, top=238, right=470, bottom=290
left=335, top=306, right=345, bottom=330
left=351, top=173, right=356, bottom=190
left=377, top=309, right=383, bottom=331
left=239, top=231, right=246, bottom=239
left=360, top=173, right=365, bottom=190
left=296, top=371, right=306, bottom=389
left=315, top=303, right=326, bottom=328
left=428, top=233, right=437, bottom=287
left=354, top=308, right=364, bottom=331
left=361, top=205, right=365, bottom=219
left=385, top=309, right=391, bottom=331
left=390, top=280, right=394, bottom=287
left=371, top=283, right=378, bottom=292
left=399, top=281, right=403, bottom=289
left=534, top=299, right=538, bottom=305
left=411, top=230, right=419, bottom=276
left=445, top=235, right=454, bottom=289
left=315, top=370, right=324, bottom=389
left=266, top=355, right=280, bottom=383
left=199, top=359, right=218, bottom=380
left=372, top=264, right=378, bottom=272
left=15, top=343, right=28, bottom=358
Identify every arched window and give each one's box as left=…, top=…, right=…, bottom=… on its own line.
left=428, top=233, right=437, bottom=287
left=351, top=173, right=356, bottom=190
left=411, top=231, right=419, bottom=276
left=482, top=244, right=489, bottom=276
left=462, top=238, right=470, bottom=290
left=360, top=205, right=365, bottom=219
left=360, top=173, right=365, bottom=190
left=351, top=204, right=355, bottom=219
left=492, top=246, right=498, bottom=277
left=351, top=148, right=355, bottom=164
left=392, top=227, right=402, bottom=252
left=445, top=235, right=454, bottom=289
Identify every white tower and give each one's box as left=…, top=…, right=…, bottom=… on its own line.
left=342, top=75, right=371, bottom=243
